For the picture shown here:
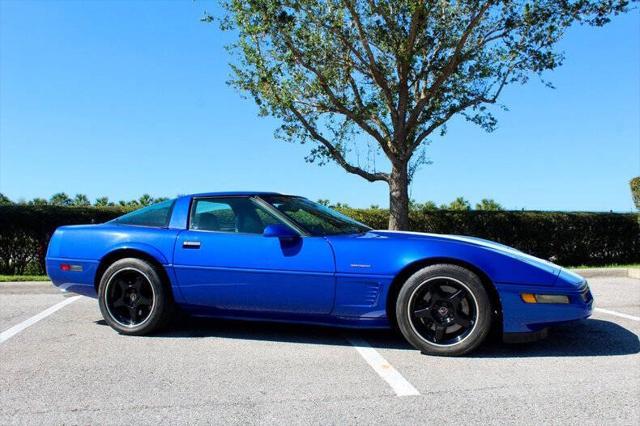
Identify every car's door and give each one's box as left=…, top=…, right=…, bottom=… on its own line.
left=173, top=196, right=336, bottom=314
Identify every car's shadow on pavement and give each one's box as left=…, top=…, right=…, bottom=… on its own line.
left=94, top=314, right=640, bottom=358
left=472, top=319, right=640, bottom=358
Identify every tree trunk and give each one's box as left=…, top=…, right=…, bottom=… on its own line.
left=388, top=162, right=410, bottom=230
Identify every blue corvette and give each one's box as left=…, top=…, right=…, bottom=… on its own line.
left=46, top=192, right=592, bottom=356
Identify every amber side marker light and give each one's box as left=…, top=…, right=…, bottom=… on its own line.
left=521, top=293, right=569, bottom=304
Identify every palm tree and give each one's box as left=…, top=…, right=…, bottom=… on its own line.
left=29, top=198, right=49, bottom=206
left=94, top=197, right=111, bottom=207
left=49, top=192, right=72, bottom=206
left=138, top=194, right=154, bottom=207
left=446, top=197, right=471, bottom=211
left=475, top=199, right=503, bottom=211
left=72, top=194, right=91, bottom=207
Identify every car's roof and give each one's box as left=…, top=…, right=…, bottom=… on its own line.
left=185, top=191, right=289, bottom=198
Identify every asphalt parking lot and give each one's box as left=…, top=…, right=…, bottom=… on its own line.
left=1, top=277, right=639, bottom=425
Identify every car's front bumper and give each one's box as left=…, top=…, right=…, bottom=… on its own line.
left=498, top=281, right=593, bottom=336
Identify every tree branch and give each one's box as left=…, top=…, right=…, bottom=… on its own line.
left=411, top=59, right=519, bottom=151
left=346, top=72, right=393, bottom=142
left=406, top=1, right=494, bottom=133
left=342, top=0, right=398, bottom=127
left=287, top=103, right=389, bottom=183
left=282, top=38, right=393, bottom=156
left=397, top=4, right=426, bottom=133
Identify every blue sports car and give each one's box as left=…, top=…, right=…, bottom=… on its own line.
left=46, top=192, right=592, bottom=356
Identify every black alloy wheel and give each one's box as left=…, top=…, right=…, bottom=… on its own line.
left=396, top=264, right=492, bottom=356
left=408, top=277, right=477, bottom=345
left=98, top=258, right=173, bottom=335
left=105, top=268, right=155, bottom=327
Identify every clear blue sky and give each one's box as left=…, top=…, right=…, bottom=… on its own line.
left=1, top=0, right=638, bottom=211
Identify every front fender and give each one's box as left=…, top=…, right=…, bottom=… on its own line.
left=327, top=234, right=560, bottom=286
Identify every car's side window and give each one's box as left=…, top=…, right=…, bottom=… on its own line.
left=254, top=207, right=282, bottom=228
left=112, top=199, right=175, bottom=228
left=190, top=197, right=285, bottom=234
left=191, top=200, right=237, bottom=232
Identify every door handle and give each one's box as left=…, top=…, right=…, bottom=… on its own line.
left=183, top=241, right=201, bottom=249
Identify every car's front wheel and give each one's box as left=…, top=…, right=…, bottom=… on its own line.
left=98, top=258, right=172, bottom=335
left=395, top=264, right=491, bottom=356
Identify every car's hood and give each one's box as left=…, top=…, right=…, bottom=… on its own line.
left=369, top=230, right=521, bottom=254
left=368, top=230, right=564, bottom=276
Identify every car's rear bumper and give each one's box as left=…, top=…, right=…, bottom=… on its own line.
left=46, top=257, right=98, bottom=298
left=497, top=281, right=593, bottom=334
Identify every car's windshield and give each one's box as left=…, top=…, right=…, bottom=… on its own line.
left=260, top=196, right=371, bottom=236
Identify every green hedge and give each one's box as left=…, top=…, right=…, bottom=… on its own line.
left=0, top=205, right=638, bottom=275
left=0, top=205, right=124, bottom=275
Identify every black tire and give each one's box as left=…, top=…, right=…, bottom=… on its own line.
left=98, top=258, right=172, bottom=335
left=395, top=264, right=491, bottom=356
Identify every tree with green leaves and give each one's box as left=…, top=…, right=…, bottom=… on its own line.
left=446, top=197, right=471, bottom=210
left=28, top=198, right=49, bottom=206
left=216, top=0, right=631, bottom=229
left=630, top=177, right=640, bottom=210
left=476, top=198, right=503, bottom=211
left=49, top=192, right=72, bottom=206
left=94, top=197, right=112, bottom=207
left=411, top=199, right=438, bottom=211
left=0, top=193, right=12, bottom=205
left=72, top=194, right=91, bottom=207
left=138, top=194, right=154, bottom=207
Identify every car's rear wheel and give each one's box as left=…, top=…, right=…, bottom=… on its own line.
left=98, top=258, right=172, bottom=335
left=395, top=264, right=491, bottom=356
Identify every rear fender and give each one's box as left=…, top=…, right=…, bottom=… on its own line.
left=102, top=242, right=170, bottom=265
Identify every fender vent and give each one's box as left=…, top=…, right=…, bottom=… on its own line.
left=363, top=282, right=382, bottom=306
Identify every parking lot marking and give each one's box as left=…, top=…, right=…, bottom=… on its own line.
left=595, top=308, right=640, bottom=322
left=0, top=295, right=82, bottom=344
left=346, top=336, right=420, bottom=397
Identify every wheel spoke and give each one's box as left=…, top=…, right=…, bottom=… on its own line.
left=136, top=295, right=152, bottom=307
left=413, top=306, right=431, bottom=319
left=133, top=276, right=145, bottom=291
left=117, top=279, right=128, bottom=292
left=429, top=287, right=444, bottom=302
left=433, top=324, right=446, bottom=342
left=127, top=306, right=138, bottom=324
left=112, top=297, right=126, bottom=308
left=447, top=289, right=464, bottom=307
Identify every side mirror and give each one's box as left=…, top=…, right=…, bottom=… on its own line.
left=263, top=224, right=299, bottom=240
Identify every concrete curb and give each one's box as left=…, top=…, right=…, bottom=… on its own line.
left=0, top=281, right=58, bottom=295
left=570, top=268, right=640, bottom=279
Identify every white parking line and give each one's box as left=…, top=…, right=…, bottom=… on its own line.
left=346, top=336, right=420, bottom=397
left=0, top=296, right=82, bottom=344
left=595, top=308, right=640, bottom=322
